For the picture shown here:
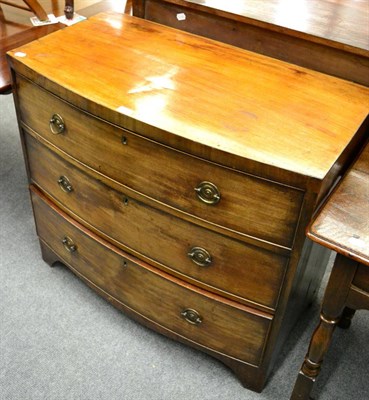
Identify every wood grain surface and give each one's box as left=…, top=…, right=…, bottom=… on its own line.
left=133, top=0, right=369, bottom=85
left=7, top=12, right=369, bottom=182
left=158, top=0, right=369, bottom=52
left=307, top=142, right=369, bottom=266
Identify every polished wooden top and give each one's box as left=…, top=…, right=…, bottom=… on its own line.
left=7, top=12, right=369, bottom=180
left=307, top=141, right=369, bottom=266
left=183, top=0, right=369, bottom=54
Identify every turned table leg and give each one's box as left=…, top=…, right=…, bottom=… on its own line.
left=290, top=254, right=358, bottom=399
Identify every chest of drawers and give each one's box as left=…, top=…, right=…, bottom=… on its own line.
left=7, top=12, right=369, bottom=392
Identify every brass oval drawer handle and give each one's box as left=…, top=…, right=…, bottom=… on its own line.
left=49, top=114, right=65, bottom=134
left=62, top=236, right=77, bottom=253
left=188, top=247, right=212, bottom=267
left=194, top=181, right=220, bottom=205
left=58, top=176, right=73, bottom=193
left=181, top=308, right=202, bottom=325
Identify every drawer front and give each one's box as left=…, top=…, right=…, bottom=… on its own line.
left=31, top=188, right=272, bottom=366
left=26, top=134, right=288, bottom=310
left=18, top=76, right=304, bottom=248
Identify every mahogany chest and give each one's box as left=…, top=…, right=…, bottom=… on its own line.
left=7, top=12, right=369, bottom=392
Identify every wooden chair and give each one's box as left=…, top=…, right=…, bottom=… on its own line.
left=0, top=0, right=75, bottom=20
left=0, top=0, right=49, bottom=21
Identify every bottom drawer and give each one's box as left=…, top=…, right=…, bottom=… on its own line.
left=30, top=186, right=272, bottom=366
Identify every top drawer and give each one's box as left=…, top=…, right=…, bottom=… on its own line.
left=17, top=76, right=304, bottom=248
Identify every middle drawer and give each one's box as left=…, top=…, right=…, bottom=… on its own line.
left=26, top=133, right=288, bottom=311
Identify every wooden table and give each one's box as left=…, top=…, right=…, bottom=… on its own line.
left=291, top=141, right=369, bottom=399
left=133, top=0, right=369, bottom=86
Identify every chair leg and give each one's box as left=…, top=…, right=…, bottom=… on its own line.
left=125, top=0, right=132, bottom=14
left=23, top=0, right=48, bottom=21
left=290, top=254, right=358, bottom=400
